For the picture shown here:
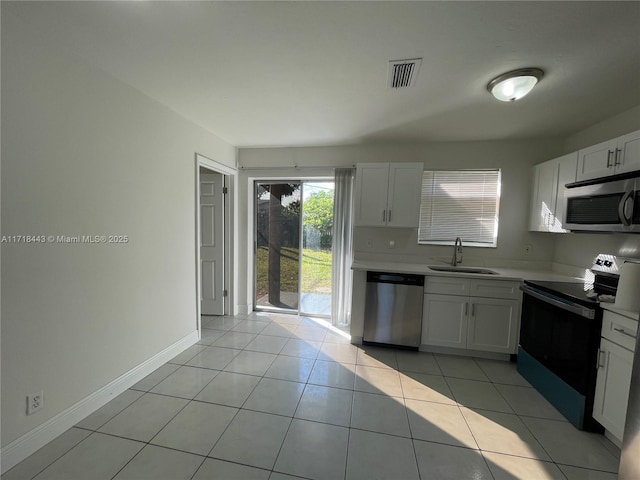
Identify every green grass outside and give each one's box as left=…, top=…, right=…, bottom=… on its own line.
left=256, top=246, right=332, bottom=298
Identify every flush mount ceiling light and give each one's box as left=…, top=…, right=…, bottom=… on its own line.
left=487, top=68, right=544, bottom=102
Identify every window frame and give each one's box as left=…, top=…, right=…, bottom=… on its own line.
left=417, top=168, right=501, bottom=248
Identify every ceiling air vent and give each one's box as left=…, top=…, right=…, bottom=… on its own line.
left=388, top=58, right=422, bottom=89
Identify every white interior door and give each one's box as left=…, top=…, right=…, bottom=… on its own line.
left=201, top=172, right=225, bottom=315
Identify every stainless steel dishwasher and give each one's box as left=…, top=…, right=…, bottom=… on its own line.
left=363, top=271, right=424, bottom=349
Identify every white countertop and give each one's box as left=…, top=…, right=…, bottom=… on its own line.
left=351, top=259, right=585, bottom=283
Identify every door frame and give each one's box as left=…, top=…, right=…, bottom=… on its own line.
left=253, top=179, right=302, bottom=314
left=195, top=154, right=237, bottom=333
left=250, top=176, right=334, bottom=317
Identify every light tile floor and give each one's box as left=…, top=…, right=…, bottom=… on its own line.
left=3, top=312, right=621, bottom=480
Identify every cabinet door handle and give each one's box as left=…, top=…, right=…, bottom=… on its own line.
left=606, top=150, right=613, bottom=168
left=388, top=210, right=392, bottom=222
left=382, top=210, right=386, bottom=222
left=596, top=348, right=606, bottom=369
left=464, top=303, right=468, bottom=316
left=614, top=327, right=637, bottom=339
left=615, top=148, right=622, bottom=166
left=471, top=303, right=476, bottom=316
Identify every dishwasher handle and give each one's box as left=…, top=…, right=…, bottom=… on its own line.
left=366, top=271, right=425, bottom=287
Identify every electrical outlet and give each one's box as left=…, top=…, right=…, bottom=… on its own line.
left=524, top=244, right=532, bottom=255
left=26, top=391, right=43, bottom=415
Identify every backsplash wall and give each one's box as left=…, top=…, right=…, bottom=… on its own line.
left=349, top=140, right=563, bottom=268
left=353, top=227, right=556, bottom=269
left=554, top=234, right=640, bottom=269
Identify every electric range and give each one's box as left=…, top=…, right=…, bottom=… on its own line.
left=517, top=254, right=623, bottom=432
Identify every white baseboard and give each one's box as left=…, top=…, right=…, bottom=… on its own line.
left=237, top=303, right=251, bottom=315
left=418, top=344, right=511, bottom=361
left=0, top=330, right=199, bottom=474
left=604, top=429, right=623, bottom=449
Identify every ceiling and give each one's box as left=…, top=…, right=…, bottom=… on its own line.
left=5, top=1, right=640, bottom=148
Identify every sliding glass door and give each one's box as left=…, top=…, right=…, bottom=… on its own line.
left=254, top=180, right=334, bottom=317
left=255, top=182, right=301, bottom=310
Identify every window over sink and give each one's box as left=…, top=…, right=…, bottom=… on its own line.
left=418, top=169, right=501, bottom=247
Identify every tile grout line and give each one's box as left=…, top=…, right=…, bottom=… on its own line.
left=186, top=457, right=210, bottom=480
left=500, top=379, right=566, bottom=472
left=15, top=430, right=98, bottom=480
left=202, top=325, right=279, bottom=462
left=20, top=313, right=619, bottom=480
left=31, top=362, right=208, bottom=478
left=472, top=356, right=571, bottom=476
left=471, top=356, right=618, bottom=475
left=202, top=319, right=309, bottom=473
left=10, top=314, right=289, bottom=479
left=109, top=342, right=249, bottom=477
left=268, top=382, right=315, bottom=477
left=342, top=373, right=358, bottom=480
left=446, top=358, right=493, bottom=479
left=396, top=351, right=425, bottom=480
left=262, top=314, right=318, bottom=477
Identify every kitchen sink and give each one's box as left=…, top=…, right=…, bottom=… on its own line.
left=427, top=266, right=499, bottom=275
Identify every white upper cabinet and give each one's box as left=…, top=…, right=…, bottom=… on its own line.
left=576, top=129, right=640, bottom=181
left=387, top=163, right=424, bottom=227
left=354, top=163, right=389, bottom=226
left=617, top=130, right=640, bottom=175
left=576, top=138, right=618, bottom=181
left=555, top=154, right=579, bottom=231
left=529, top=160, right=558, bottom=232
left=529, top=152, right=577, bottom=233
left=354, top=162, right=423, bottom=227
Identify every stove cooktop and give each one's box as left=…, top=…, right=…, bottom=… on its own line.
left=523, top=280, right=600, bottom=308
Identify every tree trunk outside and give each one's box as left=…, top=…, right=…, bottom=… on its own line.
left=268, top=184, right=283, bottom=305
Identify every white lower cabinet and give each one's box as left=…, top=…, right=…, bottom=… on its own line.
left=467, top=297, right=519, bottom=353
left=422, top=276, right=521, bottom=354
left=593, top=310, right=638, bottom=442
left=422, top=294, right=468, bottom=349
left=593, top=338, right=633, bottom=441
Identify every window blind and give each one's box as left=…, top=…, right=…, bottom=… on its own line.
left=418, top=169, right=501, bottom=246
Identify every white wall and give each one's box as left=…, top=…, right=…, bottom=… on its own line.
left=240, top=141, right=567, bottom=266
left=345, top=142, right=565, bottom=267
left=237, top=139, right=566, bottom=309
left=563, top=105, right=640, bottom=153
left=552, top=104, right=640, bottom=268
left=1, top=10, right=236, bottom=448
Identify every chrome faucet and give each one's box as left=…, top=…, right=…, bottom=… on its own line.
left=451, top=237, right=463, bottom=266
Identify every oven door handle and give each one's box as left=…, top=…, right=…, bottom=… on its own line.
left=520, top=284, right=596, bottom=319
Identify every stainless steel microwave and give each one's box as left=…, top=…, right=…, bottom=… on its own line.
left=565, top=175, right=639, bottom=233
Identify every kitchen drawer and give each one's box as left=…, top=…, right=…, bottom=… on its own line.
left=425, top=276, right=469, bottom=296
left=602, top=310, right=638, bottom=351
left=469, top=279, right=521, bottom=300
